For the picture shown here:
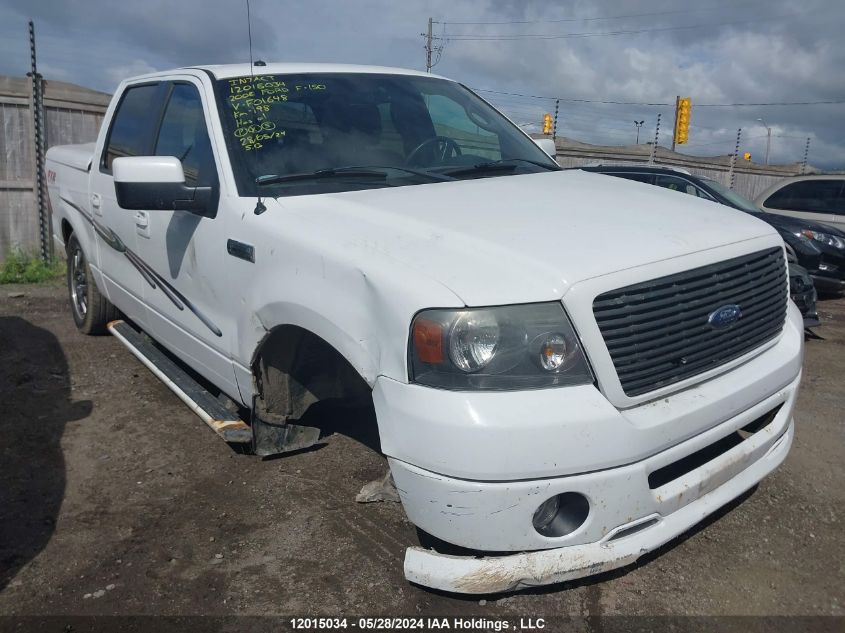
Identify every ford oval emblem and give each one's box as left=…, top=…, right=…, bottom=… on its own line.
left=708, top=304, right=743, bottom=329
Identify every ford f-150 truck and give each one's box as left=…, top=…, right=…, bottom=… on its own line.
left=45, top=63, right=803, bottom=594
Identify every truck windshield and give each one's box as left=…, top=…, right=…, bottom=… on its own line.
left=215, top=73, right=559, bottom=196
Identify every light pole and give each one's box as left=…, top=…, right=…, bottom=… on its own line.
left=756, top=117, right=772, bottom=165
left=634, top=120, right=644, bottom=144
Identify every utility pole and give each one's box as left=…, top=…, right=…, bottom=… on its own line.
left=728, top=128, right=742, bottom=189
left=671, top=95, right=679, bottom=152
left=27, top=19, right=50, bottom=263
left=756, top=118, right=772, bottom=165
left=649, top=113, right=661, bottom=165
left=765, top=126, right=771, bottom=165
left=801, top=137, right=811, bottom=174
left=634, top=120, right=644, bottom=144
left=425, top=17, right=433, bottom=72
left=552, top=99, right=559, bottom=140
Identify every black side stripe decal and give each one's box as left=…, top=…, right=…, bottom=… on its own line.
left=60, top=195, right=223, bottom=337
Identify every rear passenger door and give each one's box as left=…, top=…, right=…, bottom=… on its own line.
left=91, top=82, right=167, bottom=328
left=760, top=180, right=840, bottom=226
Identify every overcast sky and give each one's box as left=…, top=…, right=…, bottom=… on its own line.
left=1, top=0, right=843, bottom=168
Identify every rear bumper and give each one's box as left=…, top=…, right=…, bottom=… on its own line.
left=403, top=417, right=793, bottom=594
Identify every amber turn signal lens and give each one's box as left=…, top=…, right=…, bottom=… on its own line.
left=413, top=318, right=444, bottom=364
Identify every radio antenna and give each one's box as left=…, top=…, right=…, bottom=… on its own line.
left=246, top=0, right=266, bottom=214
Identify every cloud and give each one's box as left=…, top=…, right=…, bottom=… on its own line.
left=105, top=60, right=158, bottom=88
left=0, top=0, right=841, bottom=167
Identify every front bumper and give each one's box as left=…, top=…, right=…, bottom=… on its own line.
left=403, top=417, right=793, bottom=594
left=375, top=301, right=803, bottom=593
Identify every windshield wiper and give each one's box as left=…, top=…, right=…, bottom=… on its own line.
left=441, top=157, right=561, bottom=178
left=256, top=165, right=454, bottom=187
left=256, top=167, right=387, bottom=187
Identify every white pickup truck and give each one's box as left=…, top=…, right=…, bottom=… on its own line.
left=46, top=63, right=803, bottom=594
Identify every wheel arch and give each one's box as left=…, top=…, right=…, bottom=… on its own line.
left=61, top=218, right=74, bottom=245
left=249, top=321, right=374, bottom=425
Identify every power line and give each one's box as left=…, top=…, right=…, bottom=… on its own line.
left=439, top=2, right=763, bottom=26
left=697, top=100, right=845, bottom=107
left=475, top=88, right=670, bottom=105
left=474, top=88, right=845, bottom=108
left=443, top=13, right=803, bottom=41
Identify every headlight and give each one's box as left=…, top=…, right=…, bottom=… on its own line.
left=409, top=302, right=593, bottom=390
left=798, top=229, right=845, bottom=250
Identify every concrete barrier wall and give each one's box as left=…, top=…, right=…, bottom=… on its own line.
left=548, top=137, right=809, bottom=201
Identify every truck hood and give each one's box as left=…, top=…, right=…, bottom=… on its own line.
left=275, top=169, right=777, bottom=306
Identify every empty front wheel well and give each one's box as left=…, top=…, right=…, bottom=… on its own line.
left=61, top=219, right=73, bottom=245
left=251, top=325, right=373, bottom=424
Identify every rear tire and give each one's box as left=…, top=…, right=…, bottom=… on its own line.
left=66, top=233, right=120, bottom=335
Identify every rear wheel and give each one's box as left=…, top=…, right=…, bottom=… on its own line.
left=66, top=233, right=120, bottom=334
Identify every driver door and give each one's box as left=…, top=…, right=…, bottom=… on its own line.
left=132, top=78, right=241, bottom=400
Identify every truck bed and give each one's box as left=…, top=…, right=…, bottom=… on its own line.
left=46, top=142, right=96, bottom=172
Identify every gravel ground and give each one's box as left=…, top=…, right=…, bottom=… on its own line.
left=0, top=280, right=843, bottom=623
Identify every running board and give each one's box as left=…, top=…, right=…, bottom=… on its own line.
left=107, top=320, right=252, bottom=444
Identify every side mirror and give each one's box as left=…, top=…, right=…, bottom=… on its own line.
left=113, top=156, right=215, bottom=217
left=533, top=138, right=556, bottom=158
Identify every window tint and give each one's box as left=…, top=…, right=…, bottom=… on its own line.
left=103, top=84, right=160, bottom=170
left=155, top=83, right=216, bottom=187
left=764, top=180, right=845, bottom=214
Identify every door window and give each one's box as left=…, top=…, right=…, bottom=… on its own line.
left=102, top=84, right=161, bottom=170
left=155, top=83, right=216, bottom=187
left=654, top=174, right=703, bottom=197
left=764, top=180, right=845, bottom=214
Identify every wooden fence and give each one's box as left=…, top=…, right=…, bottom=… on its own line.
left=0, top=75, right=109, bottom=262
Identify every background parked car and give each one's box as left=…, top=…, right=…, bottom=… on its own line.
left=755, top=175, right=845, bottom=231
left=577, top=165, right=829, bottom=328
left=578, top=165, right=845, bottom=296
left=788, top=264, right=820, bottom=328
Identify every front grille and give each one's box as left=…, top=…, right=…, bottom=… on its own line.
left=647, top=404, right=782, bottom=489
left=593, top=247, right=787, bottom=397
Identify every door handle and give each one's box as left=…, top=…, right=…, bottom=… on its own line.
left=134, top=211, right=149, bottom=228
left=91, top=193, right=102, bottom=208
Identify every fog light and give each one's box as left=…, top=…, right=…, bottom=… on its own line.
left=532, top=492, right=590, bottom=537
left=532, top=496, right=560, bottom=532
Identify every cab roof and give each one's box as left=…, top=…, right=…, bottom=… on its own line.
left=128, top=63, right=448, bottom=82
